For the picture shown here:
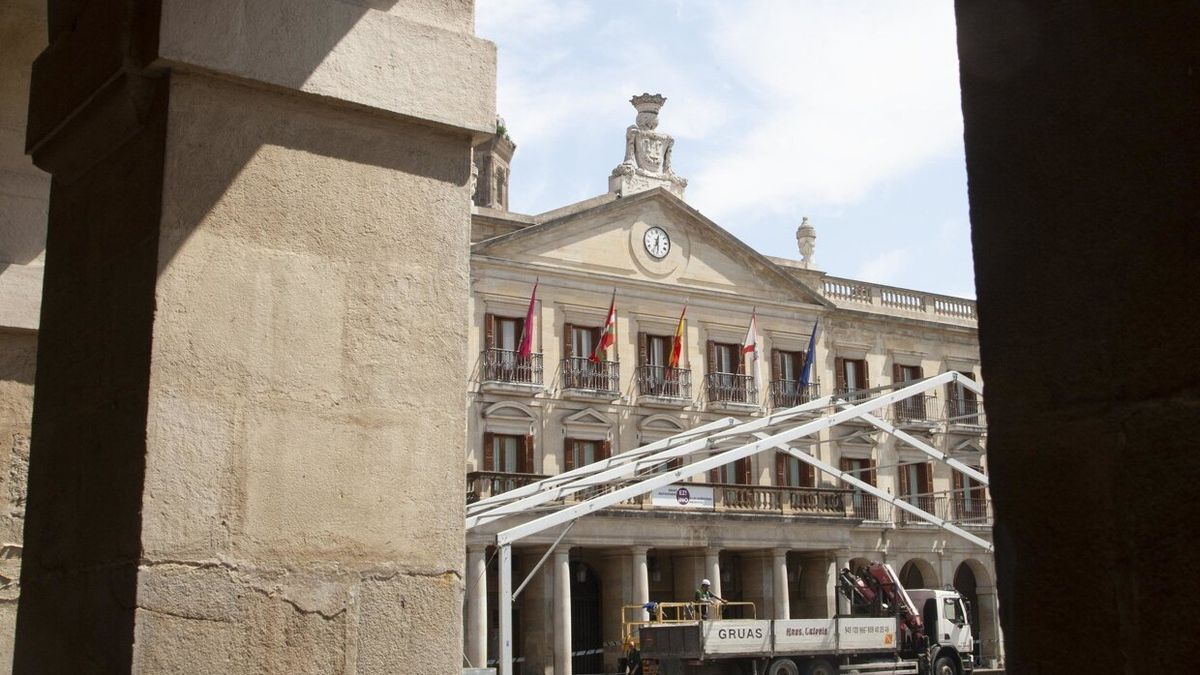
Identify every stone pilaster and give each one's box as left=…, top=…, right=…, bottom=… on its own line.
left=553, top=549, right=573, bottom=675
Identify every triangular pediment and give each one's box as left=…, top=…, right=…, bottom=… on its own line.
left=472, top=189, right=829, bottom=307
left=563, top=408, right=612, bottom=429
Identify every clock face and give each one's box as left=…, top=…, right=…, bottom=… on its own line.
left=643, top=226, right=671, bottom=259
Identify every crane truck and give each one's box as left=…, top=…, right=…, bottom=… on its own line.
left=628, top=562, right=975, bottom=675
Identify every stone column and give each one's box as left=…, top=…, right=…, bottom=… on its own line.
left=466, top=546, right=489, bottom=669
left=772, top=549, right=790, bottom=620
left=554, top=549, right=573, bottom=675
left=632, top=547, right=650, bottom=619
left=14, top=2, right=495, bottom=672
left=976, top=584, right=1004, bottom=667
left=826, top=550, right=849, bottom=617
left=705, top=548, right=723, bottom=600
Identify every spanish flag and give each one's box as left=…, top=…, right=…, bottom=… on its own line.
left=668, top=302, right=687, bottom=368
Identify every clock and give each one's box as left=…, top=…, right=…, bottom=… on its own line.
left=643, top=226, right=671, bottom=259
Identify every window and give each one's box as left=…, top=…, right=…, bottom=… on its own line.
left=835, top=357, right=869, bottom=399
left=483, top=433, right=534, bottom=474
left=898, top=461, right=934, bottom=516
left=892, top=363, right=925, bottom=421
left=706, top=340, right=755, bottom=404
left=566, top=324, right=600, bottom=361
left=639, top=332, right=686, bottom=397
left=484, top=314, right=539, bottom=383
left=774, top=350, right=805, bottom=382
left=564, top=438, right=610, bottom=472
left=775, top=452, right=814, bottom=487
left=953, top=466, right=987, bottom=521
left=771, top=349, right=815, bottom=407
left=840, top=457, right=877, bottom=519
left=711, top=457, right=752, bottom=485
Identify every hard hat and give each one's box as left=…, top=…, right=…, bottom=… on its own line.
left=701, top=578, right=711, bottom=586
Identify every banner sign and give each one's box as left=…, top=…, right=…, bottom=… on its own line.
left=701, top=620, right=772, bottom=655
left=649, top=484, right=714, bottom=509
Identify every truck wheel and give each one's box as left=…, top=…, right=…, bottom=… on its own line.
left=766, top=658, right=800, bottom=675
left=804, top=659, right=836, bottom=675
left=933, top=655, right=958, bottom=675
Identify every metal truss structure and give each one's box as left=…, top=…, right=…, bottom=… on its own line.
left=466, top=371, right=988, bottom=675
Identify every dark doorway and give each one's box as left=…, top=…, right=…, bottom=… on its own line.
left=571, top=562, right=603, bottom=674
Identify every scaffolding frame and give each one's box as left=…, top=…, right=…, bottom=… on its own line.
left=467, top=370, right=987, bottom=675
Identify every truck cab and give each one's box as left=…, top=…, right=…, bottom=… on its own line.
left=907, top=589, right=975, bottom=674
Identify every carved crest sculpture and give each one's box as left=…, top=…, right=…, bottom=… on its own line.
left=610, top=93, right=688, bottom=198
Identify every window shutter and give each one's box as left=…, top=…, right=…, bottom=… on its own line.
left=802, top=460, right=814, bottom=487
left=835, top=357, right=846, bottom=391
left=839, top=457, right=850, bottom=473
left=964, top=371, right=978, bottom=403
left=775, top=453, right=787, bottom=486
left=738, top=458, right=752, bottom=485
left=706, top=340, right=717, bottom=374
left=868, top=462, right=876, bottom=486
left=484, top=313, right=496, bottom=350
left=953, top=470, right=963, bottom=494
left=564, top=323, right=575, bottom=359
left=922, top=463, right=934, bottom=494
left=483, top=432, right=495, bottom=472
left=638, top=332, right=648, bottom=367
left=771, top=349, right=783, bottom=381
left=523, top=435, right=535, bottom=474
left=892, top=362, right=902, bottom=383
left=564, top=439, right=576, bottom=472
left=599, top=440, right=612, bottom=461
left=898, top=463, right=910, bottom=497
left=860, top=360, right=870, bottom=389
left=916, top=365, right=924, bottom=379
left=710, top=467, right=720, bottom=483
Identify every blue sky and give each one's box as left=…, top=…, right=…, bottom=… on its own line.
left=477, top=0, right=975, bottom=298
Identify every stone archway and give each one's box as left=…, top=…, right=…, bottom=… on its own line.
left=955, top=558, right=1001, bottom=666
left=899, top=558, right=939, bottom=589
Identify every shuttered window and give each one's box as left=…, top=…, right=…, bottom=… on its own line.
left=775, top=452, right=815, bottom=487
left=484, top=433, right=534, bottom=473
left=834, top=357, right=868, bottom=392
left=564, top=438, right=611, bottom=472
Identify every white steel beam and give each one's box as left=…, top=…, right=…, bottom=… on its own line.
left=855, top=411, right=989, bottom=486
left=469, top=394, right=843, bottom=531
left=494, top=373, right=962, bottom=546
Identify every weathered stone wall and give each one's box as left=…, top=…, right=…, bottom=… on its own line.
left=15, top=1, right=494, bottom=671
left=957, top=2, right=1200, bottom=672
left=0, top=0, right=50, bottom=669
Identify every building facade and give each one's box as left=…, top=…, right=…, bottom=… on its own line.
left=465, top=96, right=998, bottom=674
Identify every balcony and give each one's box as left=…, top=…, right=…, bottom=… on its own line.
left=947, top=397, right=986, bottom=429
left=711, top=483, right=850, bottom=517
left=561, top=357, right=620, bottom=399
left=637, top=365, right=691, bottom=404
left=480, top=348, right=543, bottom=392
left=769, top=380, right=821, bottom=409
left=466, top=470, right=549, bottom=503
left=820, top=276, right=977, bottom=325
left=892, top=489, right=993, bottom=527
left=892, top=394, right=937, bottom=427
left=705, top=373, right=758, bottom=411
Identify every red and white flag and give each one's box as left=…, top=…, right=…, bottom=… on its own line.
left=742, top=310, right=761, bottom=392
left=590, top=290, right=617, bottom=363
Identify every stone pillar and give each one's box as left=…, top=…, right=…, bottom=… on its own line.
left=554, top=549, right=573, bottom=675
left=826, top=550, right=849, bottom=617
left=976, top=584, right=1004, bottom=667
left=705, top=548, right=722, bottom=600
left=772, top=549, right=790, bottom=620
left=13, top=2, right=495, bottom=672
left=466, top=546, right=489, bottom=669
left=632, top=547, right=650, bottom=619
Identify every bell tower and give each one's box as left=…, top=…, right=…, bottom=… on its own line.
left=473, top=117, right=516, bottom=211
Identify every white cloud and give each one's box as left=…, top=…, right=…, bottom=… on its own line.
left=855, top=247, right=912, bottom=287
left=689, top=1, right=964, bottom=219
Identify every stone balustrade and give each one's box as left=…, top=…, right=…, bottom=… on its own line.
left=821, top=276, right=977, bottom=322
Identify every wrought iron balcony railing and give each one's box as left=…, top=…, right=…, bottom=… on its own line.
left=705, top=372, right=757, bottom=405
left=481, top=348, right=543, bottom=385
left=769, top=380, right=821, bottom=409
left=637, top=365, right=691, bottom=399
left=947, top=397, right=986, bottom=427
left=466, top=471, right=549, bottom=503
left=893, top=394, right=936, bottom=424
left=561, top=357, right=620, bottom=395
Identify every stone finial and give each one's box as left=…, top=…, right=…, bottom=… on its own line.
left=609, top=93, right=688, bottom=198
left=796, top=216, right=817, bottom=268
